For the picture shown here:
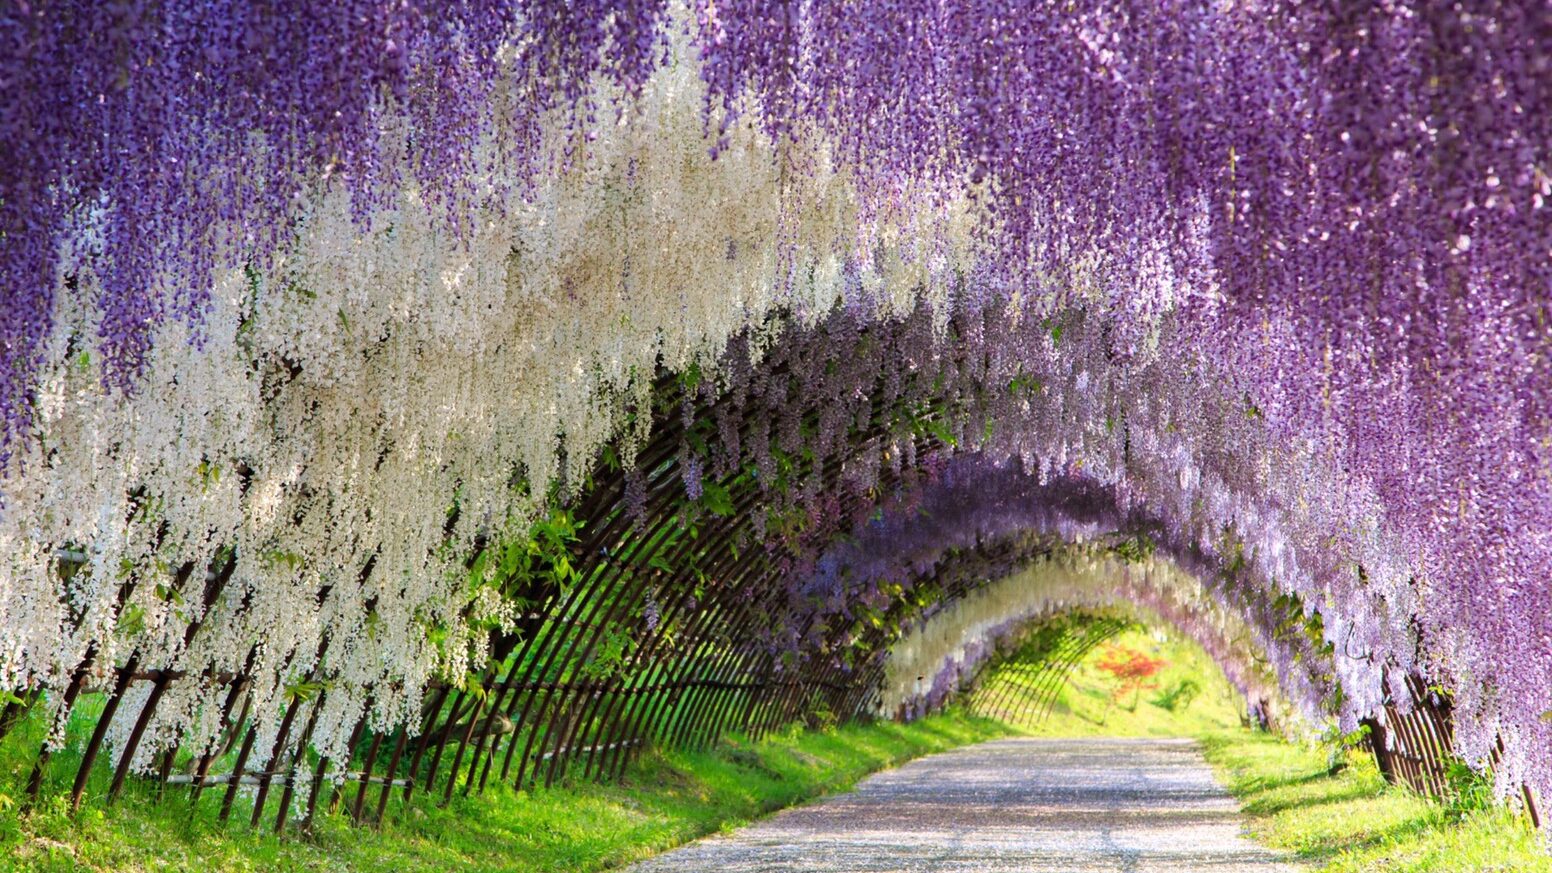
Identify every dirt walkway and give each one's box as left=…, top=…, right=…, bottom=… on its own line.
left=626, top=737, right=1302, bottom=872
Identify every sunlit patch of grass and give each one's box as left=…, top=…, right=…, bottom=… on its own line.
left=8, top=620, right=1549, bottom=872
left=1201, top=729, right=1551, bottom=872
left=999, top=622, right=1552, bottom=871
left=1000, top=626, right=1249, bottom=738
left=0, top=707, right=1011, bottom=872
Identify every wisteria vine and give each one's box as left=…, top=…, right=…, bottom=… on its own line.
left=3, top=0, right=1551, bottom=816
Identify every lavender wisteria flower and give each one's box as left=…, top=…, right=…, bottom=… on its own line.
left=2, top=0, right=1550, bottom=813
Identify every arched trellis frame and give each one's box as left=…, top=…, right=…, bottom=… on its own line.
left=967, top=613, right=1135, bottom=727
left=1, top=302, right=1539, bottom=834
left=1, top=309, right=1029, bottom=829
left=1362, top=674, right=1542, bottom=827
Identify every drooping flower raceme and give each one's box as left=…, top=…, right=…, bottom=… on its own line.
left=880, top=552, right=1290, bottom=726
left=3, top=1, right=1551, bottom=808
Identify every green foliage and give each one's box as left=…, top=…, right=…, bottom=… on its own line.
left=579, top=624, right=634, bottom=680
left=677, top=360, right=703, bottom=392
left=115, top=603, right=146, bottom=639
left=1007, top=373, right=1044, bottom=397
left=1316, top=722, right=1371, bottom=775
left=1243, top=392, right=1264, bottom=420
left=464, top=505, right=583, bottom=624
left=1039, top=316, right=1065, bottom=344
left=1109, top=533, right=1156, bottom=564
left=698, top=482, right=735, bottom=518
left=803, top=691, right=838, bottom=733
left=1443, top=759, right=1497, bottom=818
left=458, top=670, right=489, bottom=702
left=283, top=678, right=329, bottom=703
left=262, top=549, right=304, bottom=572
left=1152, top=678, right=1201, bottom=713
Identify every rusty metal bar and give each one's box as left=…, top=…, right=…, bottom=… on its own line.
left=564, top=481, right=768, bottom=783
left=105, top=556, right=238, bottom=805
left=190, top=646, right=258, bottom=809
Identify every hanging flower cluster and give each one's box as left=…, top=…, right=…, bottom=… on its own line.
left=2, top=17, right=910, bottom=768
left=779, top=448, right=1331, bottom=731
left=661, top=300, right=1348, bottom=720
left=3, top=1, right=1550, bottom=808
left=880, top=553, right=1290, bottom=726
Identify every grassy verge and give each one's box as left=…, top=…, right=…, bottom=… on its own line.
left=989, top=621, right=1552, bottom=870
left=0, top=709, right=1009, bottom=872
left=984, top=625, right=1248, bottom=738
left=9, top=619, right=1549, bottom=872
left=1201, top=728, right=1550, bottom=872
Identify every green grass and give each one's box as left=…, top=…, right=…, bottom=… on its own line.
left=5, top=620, right=1550, bottom=872
left=0, top=709, right=1010, bottom=872
left=1200, top=728, right=1550, bottom=872
left=983, top=622, right=1552, bottom=871
left=976, top=625, right=1248, bottom=738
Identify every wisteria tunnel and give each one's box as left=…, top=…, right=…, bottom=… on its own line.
left=1, top=0, right=1550, bottom=861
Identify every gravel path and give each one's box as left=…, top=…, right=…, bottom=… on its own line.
left=625, top=737, right=1303, bottom=872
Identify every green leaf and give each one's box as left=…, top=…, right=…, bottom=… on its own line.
left=155, top=582, right=187, bottom=605
left=701, top=482, right=735, bottom=517
left=284, top=679, right=327, bottom=702
left=579, top=627, right=633, bottom=680
left=263, top=550, right=304, bottom=571
left=551, top=553, right=573, bottom=585
left=678, top=361, right=703, bottom=392
left=468, top=548, right=490, bottom=586
left=117, top=603, right=146, bottom=639
left=926, top=418, right=958, bottom=448
left=499, top=539, right=526, bottom=580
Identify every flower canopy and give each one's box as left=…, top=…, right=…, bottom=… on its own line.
left=2, top=0, right=1550, bottom=814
